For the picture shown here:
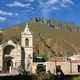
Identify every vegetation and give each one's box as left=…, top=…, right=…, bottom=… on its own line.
left=66, top=75, right=80, bottom=80
left=35, top=53, right=48, bottom=61
left=32, top=70, right=53, bottom=80
left=0, top=74, right=80, bottom=80
left=72, top=76, right=80, bottom=80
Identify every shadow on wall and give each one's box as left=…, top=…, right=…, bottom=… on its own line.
left=21, top=47, right=25, bottom=68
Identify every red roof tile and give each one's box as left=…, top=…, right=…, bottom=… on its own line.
left=50, top=57, right=80, bottom=63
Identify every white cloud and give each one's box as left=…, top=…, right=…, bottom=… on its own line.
left=47, top=0, right=74, bottom=5
left=61, top=0, right=74, bottom=8
left=38, top=0, right=74, bottom=17
left=7, top=1, right=31, bottom=7
left=39, top=0, right=60, bottom=17
left=47, top=0, right=59, bottom=4
left=62, top=0, right=74, bottom=5
left=25, top=0, right=34, bottom=2
left=0, top=10, right=18, bottom=16
left=0, top=17, right=6, bottom=22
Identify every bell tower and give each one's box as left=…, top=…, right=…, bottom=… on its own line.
left=21, top=23, right=33, bottom=71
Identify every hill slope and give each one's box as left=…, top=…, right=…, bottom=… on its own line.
left=1, top=18, right=80, bottom=57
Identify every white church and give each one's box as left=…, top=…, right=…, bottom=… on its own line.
left=0, top=24, right=33, bottom=74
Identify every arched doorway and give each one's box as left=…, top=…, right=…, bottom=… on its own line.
left=3, top=45, right=15, bottom=73
left=3, top=57, right=13, bottom=73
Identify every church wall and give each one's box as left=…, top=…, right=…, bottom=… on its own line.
left=29, top=37, right=33, bottom=47
left=10, top=47, right=21, bottom=73
left=24, top=48, right=33, bottom=70
left=11, top=47, right=21, bottom=68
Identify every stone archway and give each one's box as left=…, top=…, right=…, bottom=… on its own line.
left=3, top=45, right=15, bottom=55
left=3, top=45, right=15, bottom=73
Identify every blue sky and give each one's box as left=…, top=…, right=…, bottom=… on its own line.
left=0, top=0, right=80, bottom=28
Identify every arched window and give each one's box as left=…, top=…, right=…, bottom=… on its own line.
left=25, top=38, right=29, bottom=46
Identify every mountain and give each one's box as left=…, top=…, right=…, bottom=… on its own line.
left=0, top=17, right=80, bottom=57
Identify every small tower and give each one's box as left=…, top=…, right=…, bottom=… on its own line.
left=21, top=23, right=33, bottom=71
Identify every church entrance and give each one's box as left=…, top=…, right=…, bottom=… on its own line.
left=3, top=45, right=15, bottom=73
left=3, top=57, right=13, bottom=73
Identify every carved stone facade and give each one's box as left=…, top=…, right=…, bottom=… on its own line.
left=0, top=24, right=33, bottom=74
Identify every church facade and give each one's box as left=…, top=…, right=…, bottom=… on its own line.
left=0, top=24, right=33, bottom=74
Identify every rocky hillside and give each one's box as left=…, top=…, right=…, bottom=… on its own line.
left=0, top=18, right=80, bottom=57
left=34, top=18, right=80, bottom=32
